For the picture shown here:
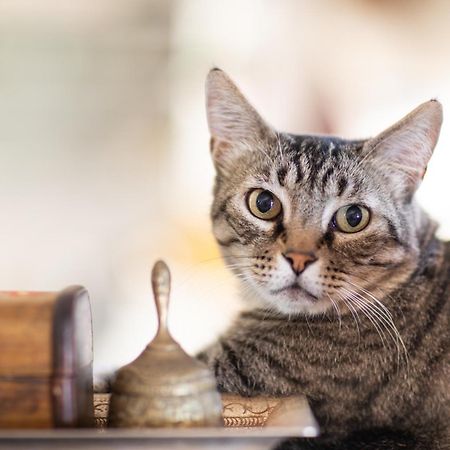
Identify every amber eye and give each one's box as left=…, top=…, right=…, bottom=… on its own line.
left=333, top=204, right=370, bottom=233
left=247, top=189, right=282, bottom=220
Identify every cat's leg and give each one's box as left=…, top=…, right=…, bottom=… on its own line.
left=197, top=340, right=264, bottom=396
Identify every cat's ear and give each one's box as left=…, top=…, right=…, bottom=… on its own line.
left=206, top=68, right=272, bottom=172
left=362, top=100, right=443, bottom=196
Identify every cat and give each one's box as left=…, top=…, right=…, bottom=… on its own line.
left=197, top=68, right=450, bottom=450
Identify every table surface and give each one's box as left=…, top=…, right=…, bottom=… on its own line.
left=0, top=395, right=319, bottom=449
left=0, top=426, right=315, bottom=450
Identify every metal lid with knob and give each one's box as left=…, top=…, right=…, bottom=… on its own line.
left=108, top=261, right=223, bottom=428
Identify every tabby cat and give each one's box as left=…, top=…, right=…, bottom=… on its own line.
left=198, top=69, right=450, bottom=449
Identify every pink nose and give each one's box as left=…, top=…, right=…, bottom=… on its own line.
left=283, top=251, right=317, bottom=275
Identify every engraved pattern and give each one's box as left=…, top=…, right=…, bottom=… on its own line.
left=224, top=416, right=266, bottom=427
left=221, top=394, right=279, bottom=428
left=93, top=393, right=280, bottom=429
left=94, top=393, right=110, bottom=429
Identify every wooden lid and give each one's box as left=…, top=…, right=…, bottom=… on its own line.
left=51, top=286, right=94, bottom=427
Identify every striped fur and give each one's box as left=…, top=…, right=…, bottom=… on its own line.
left=200, top=70, right=449, bottom=449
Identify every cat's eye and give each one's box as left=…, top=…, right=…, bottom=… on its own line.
left=333, top=204, right=370, bottom=233
left=247, top=189, right=282, bottom=220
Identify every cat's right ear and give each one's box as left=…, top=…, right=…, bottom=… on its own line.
left=361, top=100, right=443, bottom=197
left=206, top=68, right=271, bottom=173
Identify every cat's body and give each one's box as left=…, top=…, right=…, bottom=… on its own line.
left=200, top=69, right=449, bottom=449
left=199, top=235, right=450, bottom=448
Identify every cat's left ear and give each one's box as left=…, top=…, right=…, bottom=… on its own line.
left=362, top=100, right=443, bottom=196
left=206, top=68, right=273, bottom=173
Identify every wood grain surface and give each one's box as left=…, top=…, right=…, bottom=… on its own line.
left=0, top=289, right=94, bottom=428
left=0, top=292, right=55, bottom=377
left=0, top=379, right=52, bottom=428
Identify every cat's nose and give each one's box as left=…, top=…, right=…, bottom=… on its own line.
left=282, top=251, right=317, bottom=275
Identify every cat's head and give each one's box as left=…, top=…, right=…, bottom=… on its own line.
left=206, top=68, right=442, bottom=316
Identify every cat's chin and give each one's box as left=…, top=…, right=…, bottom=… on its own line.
left=271, top=284, right=317, bottom=300
left=251, top=285, right=332, bottom=316
left=272, top=294, right=332, bottom=316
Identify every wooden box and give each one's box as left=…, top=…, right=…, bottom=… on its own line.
left=0, top=287, right=94, bottom=428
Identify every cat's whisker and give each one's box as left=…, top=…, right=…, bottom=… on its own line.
left=224, top=263, right=256, bottom=271
left=170, top=254, right=258, bottom=288
left=342, top=280, right=409, bottom=367
left=340, top=286, right=389, bottom=350
left=303, top=313, right=314, bottom=336
left=345, top=272, right=401, bottom=315
left=326, top=293, right=342, bottom=330
left=343, top=289, right=391, bottom=356
left=335, top=249, right=401, bottom=311
left=343, top=287, right=395, bottom=335
left=326, top=252, right=409, bottom=363
left=335, top=291, right=361, bottom=344
left=340, top=285, right=409, bottom=368
left=237, top=284, right=283, bottom=322
left=338, top=269, right=407, bottom=325
left=345, top=279, right=394, bottom=320
left=352, top=292, right=405, bottom=369
left=342, top=286, right=395, bottom=345
left=192, top=254, right=255, bottom=265
left=233, top=273, right=256, bottom=283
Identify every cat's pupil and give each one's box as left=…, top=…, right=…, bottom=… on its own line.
left=256, top=191, right=274, bottom=213
left=346, top=205, right=363, bottom=227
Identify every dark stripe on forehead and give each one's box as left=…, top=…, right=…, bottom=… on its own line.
left=284, top=134, right=363, bottom=187
left=321, top=166, right=334, bottom=191
left=306, top=152, right=326, bottom=188
left=293, top=157, right=304, bottom=183
left=349, top=179, right=363, bottom=196
left=337, top=177, right=348, bottom=197
left=289, top=134, right=364, bottom=155
left=330, top=146, right=340, bottom=158
left=287, top=137, right=323, bottom=184
left=277, top=166, right=287, bottom=186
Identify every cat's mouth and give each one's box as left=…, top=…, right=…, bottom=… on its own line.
left=271, top=283, right=318, bottom=302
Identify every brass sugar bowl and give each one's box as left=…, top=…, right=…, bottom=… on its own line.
left=108, top=261, right=223, bottom=428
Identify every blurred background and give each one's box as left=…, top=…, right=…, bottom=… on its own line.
left=1, top=0, right=450, bottom=374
